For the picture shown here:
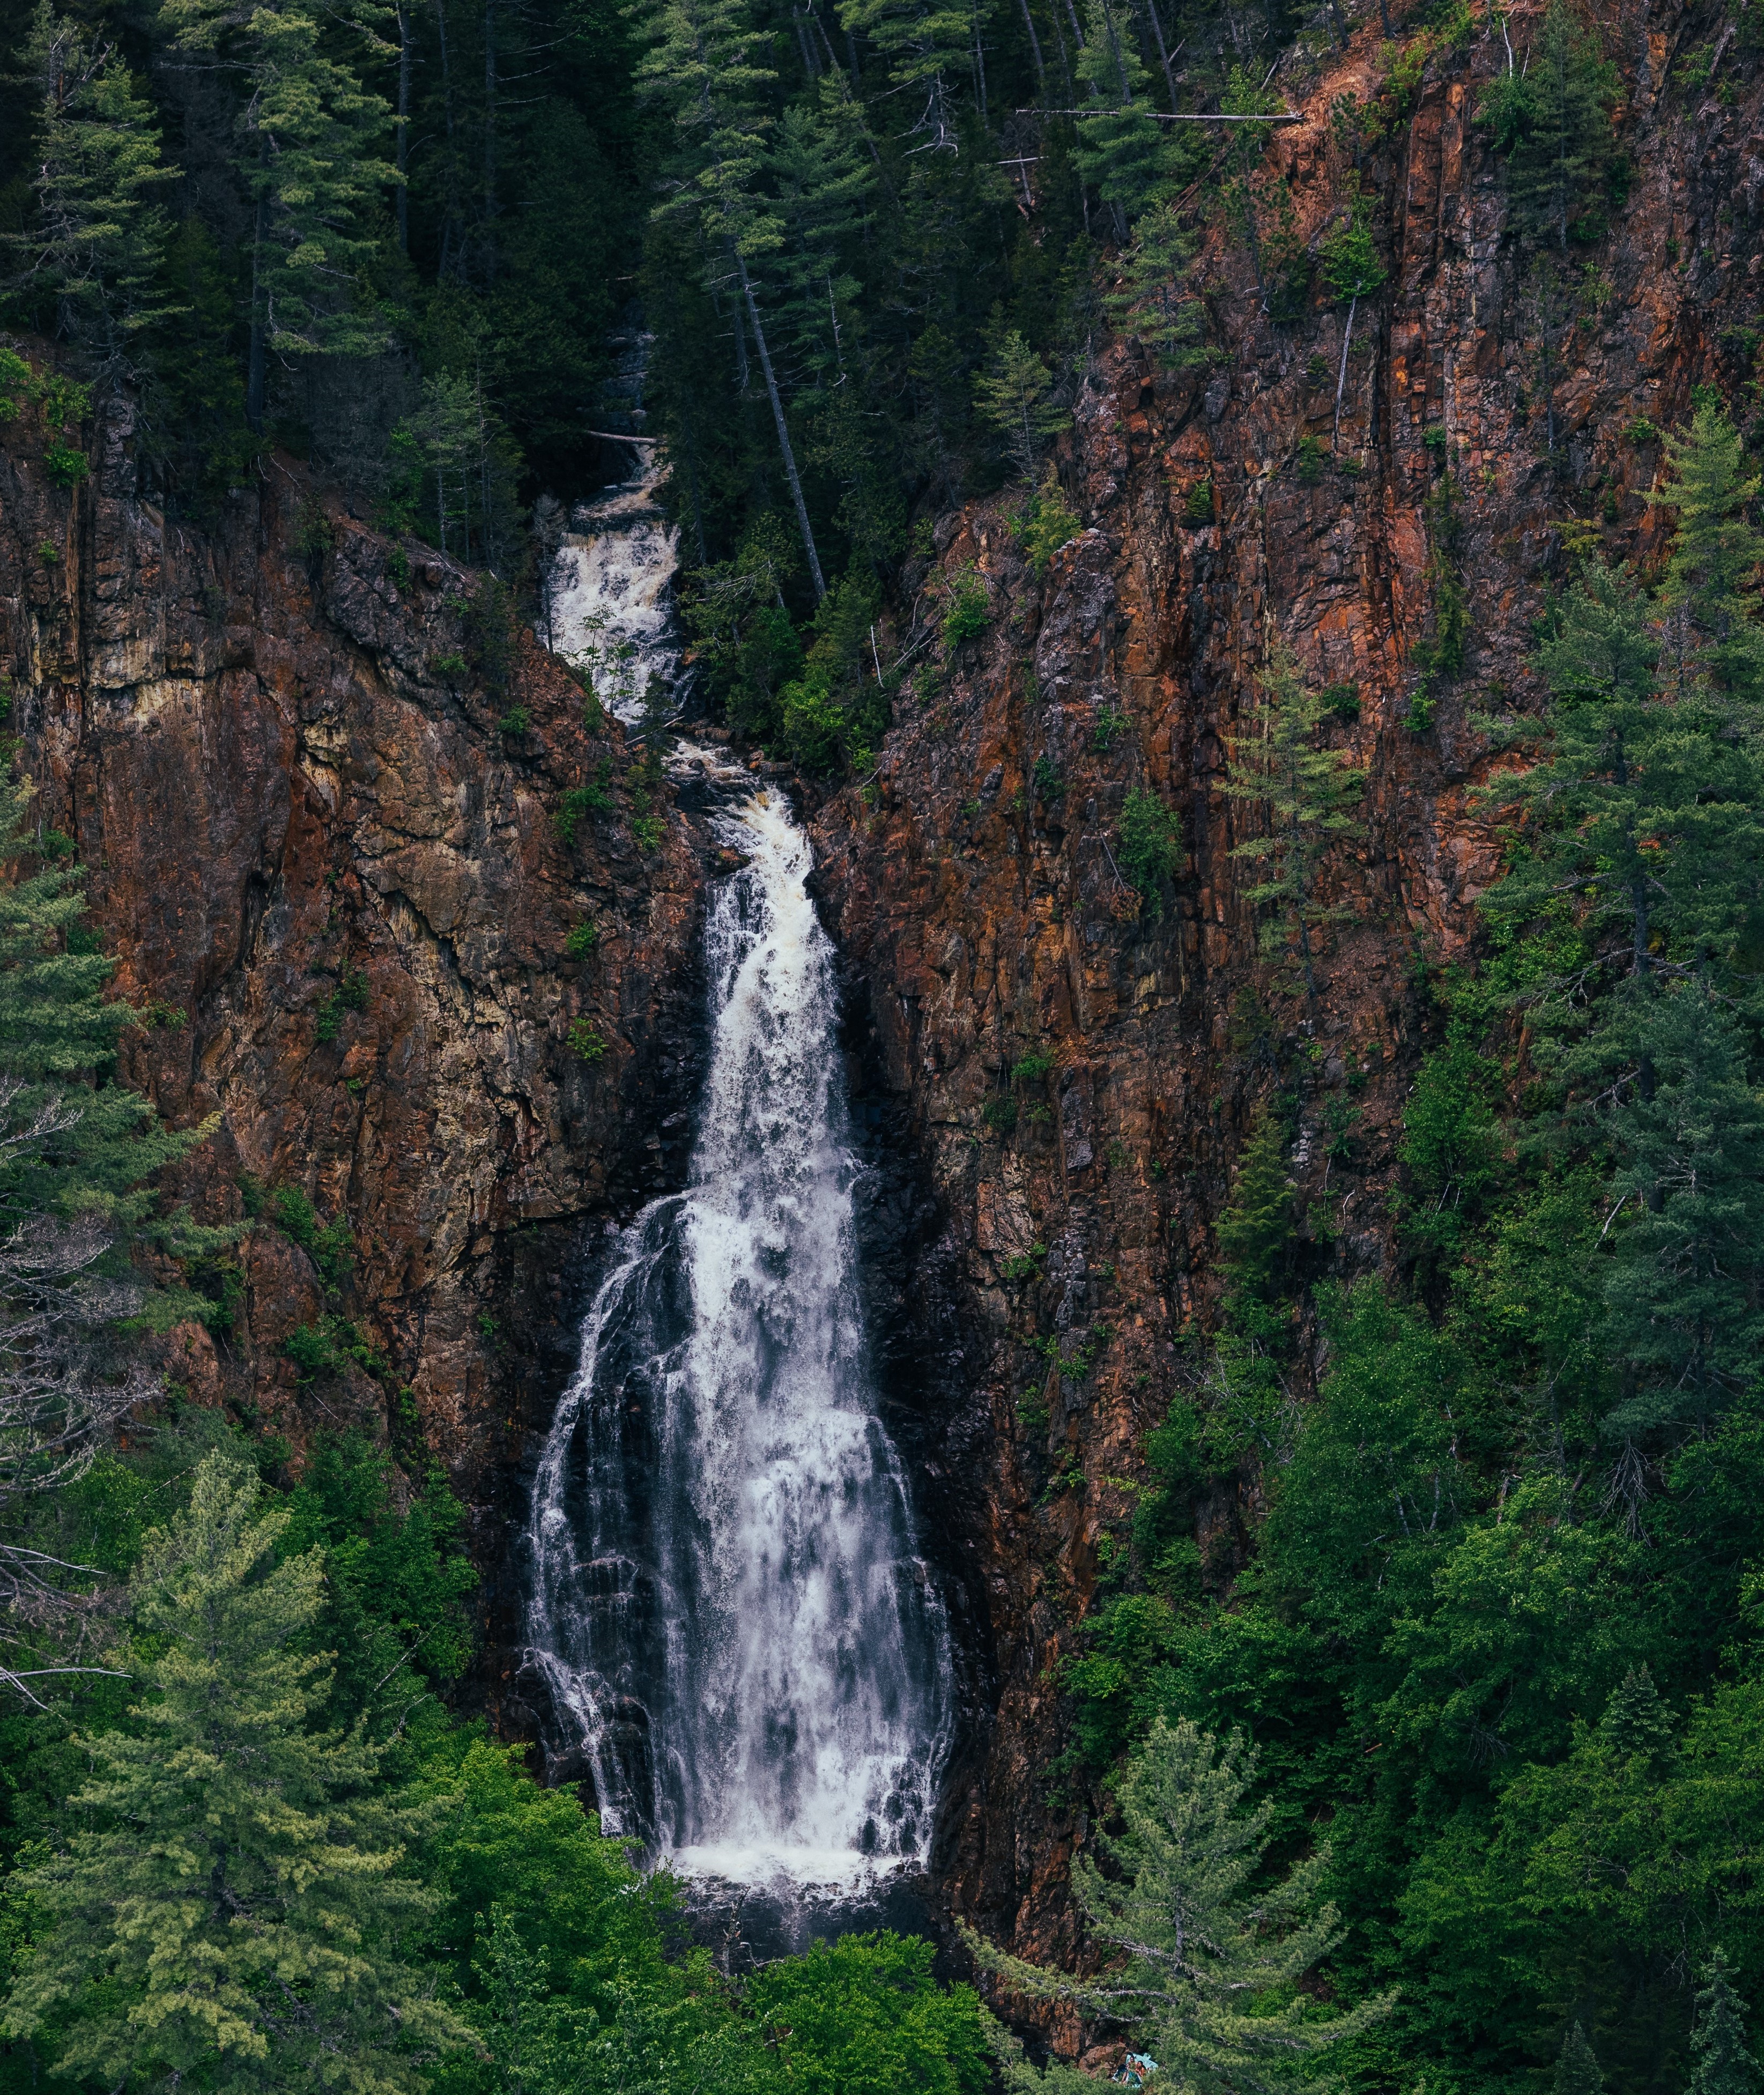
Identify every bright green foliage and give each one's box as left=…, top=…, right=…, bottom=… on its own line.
left=1117, top=786, right=1183, bottom=915
left=1318, top=187, right=1385, bottom=302
left=1394, top=1020, right=1502, bottom=1271
left=281, top=1432, right=475, bottom=1739
left=6, top=2, right=175, bottom=368
left=3, top=1453, right=471, bottom=2090
left=1073, top=0, right=1165, bottom=220
left=1018, top=467, right=1081, bottom=574
left=1108, top=199, right=1211, bottom=368
left=974, top=330, right=1069, bottom=479
left=1215, top=1104, right=1293, bottom=1305
left=964, top=1716, right=1391, bottom=2094
left=746, top=1931, right=991, bottom=2095
left=1691, top=1951, right=1760, bottom=2095
left=1478, top=0, right=1619, bottom=248
left=1222, top=633, right=1365, bottom=1001
left=1651, top=400, right=1764, bottom=708
left=0, top=759, right=202, bottom=1237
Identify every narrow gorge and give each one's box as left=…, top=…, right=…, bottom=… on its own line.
left=2, top=0, right=1762, bottom=2085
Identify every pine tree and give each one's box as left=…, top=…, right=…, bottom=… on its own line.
left=836, top=0, right=982, bottom=154
left=1599, top=1665, right=1673, bottom=1769
left=0, top=759, right=199, bottom=1236
left=974, top=329, right=1068, bottom=479
left=1650, top=398, right=1764, bottom=710
left=1107, top=198, right=1209, bottom=370
left=5, top=1, right=176, bottom=371
left=1690, top=1950, right=1760, bottom=2095
left=638, top=0, right=826, bottom=596
left=158, top=0, right=395, bottom=428
left=1223, top=632, right=1366, bottom=1003
left=1478, top=0, right=1618, bottom=249
left=768, top=82, right=876, bottom=388
left=961, top=1716, right=1390, bottom=2093
left=3, top=1453, right=473, bottom=2090
left=1598, top=984, right=1764, bottom=1432
left=1554, top=2022, right=1605, bottom=2095
left=1215, top=1102, right=1294, bottom=1304
left=1073, top=0, right=1163, bottom=226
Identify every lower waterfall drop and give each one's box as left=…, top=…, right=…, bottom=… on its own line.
left=525, top=782, right=952, bottom=1886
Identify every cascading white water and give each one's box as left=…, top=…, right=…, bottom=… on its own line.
left=525, top=784, right=953, bottom=1886
left=547, top=457, right=680, bottom=723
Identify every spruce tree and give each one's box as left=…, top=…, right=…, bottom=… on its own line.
left=961, top=1716, right=1390, bottom=2094
left=974, top=330, right=1068, bottom=479
left=158, top=0, right=395, bottom=428
left=3, top=1453, right=472, bottom=2090
left=836, top=0, right=982, bottom=154
left=1478, top=0, right=1618, bottom=249
left=1223, top=632, right=1366, bottom=1003
left=1107, top=199, right=1209, bottom=370
left=1072, top=0, right=1163, bottom=226
left=1599, top=1665, right=1673, bottom=1770
left=638, top=0, right=826, bottom=596
left=1650, top=399, right=1764, bottom=710
left=6, top=2, right=175, bottom=369
left=1598, top=984, right=1764, bottom=1432
left=1215, top=1102, right=1294, bottom=1305
left=1554, top=2022, right=1605, bottom=2095
left=1690, top=1950, right=1760, bottom=2095
left=769, top=84, right=876, bottom=388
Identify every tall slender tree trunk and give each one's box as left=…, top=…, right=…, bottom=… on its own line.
left=1017, top=0, right=1046, bottom=91
left=482, top=0, right=498, bottom=282
left=736, top=252, right=825, bottom=601
left=1141, top=0, right=1176, bottom=109
left=437, top=0, right=462, bottom=277
left=246, top=180, right=269, bottom=432
left=1333, top=293, right=1357, bottom=443
left=396, top=0, right=412, bottom=254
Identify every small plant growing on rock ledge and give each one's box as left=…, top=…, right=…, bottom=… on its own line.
left=498, top=705, right=531, bottom=737
left=1001, top=1244, right=1048, bottom=1282
left=566, top=1019, right=605, bottom=1061
left=1118, top=788, right=1184, bottom=918
left=1294, top=433, right=1328, bottom=484
left=942, top=566, right=990, bottom=649
left=565, top=921, right=599, bottom=956
left=1183, top=479, right=1214, bottom=524
left=314, top=968, right=369, bottom=1042
left=982, top=1094, right=1019, bottom=1136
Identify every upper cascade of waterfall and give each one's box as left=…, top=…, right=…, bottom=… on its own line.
left=545, top=325, right=681, bottom=723
left=524, top=771, right=952, bottom=1889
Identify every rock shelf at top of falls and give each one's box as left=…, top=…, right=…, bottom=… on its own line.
left=522, top=759, right=954, bottom=1890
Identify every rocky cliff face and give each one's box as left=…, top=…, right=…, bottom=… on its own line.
left=0, top=400, right=717, bottom=1663
left=807, top=0, right=1760, bottom=1972
left=0, top=0, right=1752, bottom=1998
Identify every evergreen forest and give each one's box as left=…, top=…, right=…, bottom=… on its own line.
left=1, top=0, right=1763, bottom=2089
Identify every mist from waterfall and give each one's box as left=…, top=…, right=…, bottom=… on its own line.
left=524, top=788, right=952, bottom=1886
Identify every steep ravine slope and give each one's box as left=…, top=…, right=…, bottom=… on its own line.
left=0, top=0, right=1753, bottom=2007
left=807, top=0, right=1762, bottom=1973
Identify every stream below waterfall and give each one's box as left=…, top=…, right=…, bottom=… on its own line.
left=524, top=441, right=952, bottom=1897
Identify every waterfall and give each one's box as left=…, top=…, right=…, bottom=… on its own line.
left=525, top=783, right=953, bottom=1886
left=547, top=453, right=680, bottom=724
